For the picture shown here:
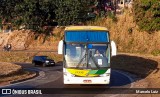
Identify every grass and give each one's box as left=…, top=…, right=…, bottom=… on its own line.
left=0, top=51, right=63, bottom=63
left=151, top=50, right=160, bottom=56
left=87, top=9, right=160, bottom=55
left=0, top=62, right=21, bottom=76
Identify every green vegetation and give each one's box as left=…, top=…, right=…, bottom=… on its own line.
left=55, top=0, right=92, bottom=26
left=107, top=12, right=117, bottom=22
left=128, top=27, right=133, bottom=34
left=0, top=0, right=117, bottom=33
left=133, top=0, right=160, bottom=32
left=0, top=0, right=93, bottom=33
left=151, top=50, right=160, bottom=56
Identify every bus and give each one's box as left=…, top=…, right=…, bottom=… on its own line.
left=58, top=26, right=116, bottom=84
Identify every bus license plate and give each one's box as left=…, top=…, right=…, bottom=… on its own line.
left=83, top=80, right=92, bottom=83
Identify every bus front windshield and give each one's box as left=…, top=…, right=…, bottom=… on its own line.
left=64, top=43, right=110, bottom=69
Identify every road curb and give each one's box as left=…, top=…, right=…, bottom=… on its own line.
left=0, top=68, right=45, bottom=88
left=10, top=69, right=38, bottom=84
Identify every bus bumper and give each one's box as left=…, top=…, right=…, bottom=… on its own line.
left=64, top=76, right=110, bottom=84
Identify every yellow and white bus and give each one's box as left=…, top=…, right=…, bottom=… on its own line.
left=58, top=26, right=116, bottom=84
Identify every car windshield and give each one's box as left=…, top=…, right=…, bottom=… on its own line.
left=41, top=56, right=48, bottom=60
left=64, top=43, right=110, bottom=69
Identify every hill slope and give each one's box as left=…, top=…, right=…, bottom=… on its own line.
left=0, top=10, right=159, bottom=55
left=0, top=27, right=64, bottom=51
left=88, top=10, right=160, bottom=54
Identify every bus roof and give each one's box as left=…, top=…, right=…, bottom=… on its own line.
left=65, top=26, right=108, bottom=31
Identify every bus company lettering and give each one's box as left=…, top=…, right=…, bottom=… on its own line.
left=75, top=71, right=85, bottom=74
left=12, top=89, right=42, bottom=94
left=67, top=69, right=89, bottom=76
left=28, top=90, right=42, bottom=94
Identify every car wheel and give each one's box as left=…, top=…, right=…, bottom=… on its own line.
left=42, top=63, right=46, bottom=67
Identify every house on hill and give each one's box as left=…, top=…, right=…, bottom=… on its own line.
left=116, top=0, right=133, bottom=14
left=0, top=19, right=12, bottom=33
left=90, top=0, right=133, bottom=16
left=117, top=0, right=133, bottom=8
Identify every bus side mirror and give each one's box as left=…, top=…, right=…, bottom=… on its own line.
left=58, top=40, right=63, bottom=54
left=111, top=41, right=117, bottom=56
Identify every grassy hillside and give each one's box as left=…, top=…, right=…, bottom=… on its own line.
left=87, top=9, right=160, bottom=55
left=0, top=9, right=159, bottom=55
left=0, top=27, right=64, bottom=51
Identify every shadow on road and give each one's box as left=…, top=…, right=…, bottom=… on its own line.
left=111, top=54, right=158, bottom=78
left=55, top=55, right=159, bottom=87
left=56, top=61, right=63, bottom=66
left=52, top=55, right=159, bottom=88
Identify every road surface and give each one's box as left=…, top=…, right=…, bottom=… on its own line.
left=0, top=63, right=143, bottom=97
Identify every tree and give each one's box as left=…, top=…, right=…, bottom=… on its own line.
left=0, top=0, right=93, bottom=33
left=55, top=0, right=92, bottom=26
left=133, top=0, right=160, bottom=32
left=13, top=0, right=56, bottom=31
left=0, top=0, right=22, bottom=26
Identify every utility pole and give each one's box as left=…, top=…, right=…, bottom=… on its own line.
left=123, top=0, right=125, bottom=7
left=114, top=0, right=117, bottom=15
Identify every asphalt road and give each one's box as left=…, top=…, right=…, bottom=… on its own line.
left=0, top=63, right=135, bottom=97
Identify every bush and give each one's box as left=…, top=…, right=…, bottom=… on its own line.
left=128, top=27, right=133, bottom=34
left=108, top=12, right=117, bottom=22
left=0, top=0, right=93, bottom=34
left=151, top=50, right=160, bottom=56
left=133, top=0, right=160, bottom=32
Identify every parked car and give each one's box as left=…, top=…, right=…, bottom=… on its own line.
left=32, top=56, right=55, bottom=67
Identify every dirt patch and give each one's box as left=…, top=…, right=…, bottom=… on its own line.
left=0, top=70, right=36, bottom=86
left=0, top=62, right=36, bottom=86
left=0, top=27, right=65, bottom=51
left=0, top=62, right=22, bottom=77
